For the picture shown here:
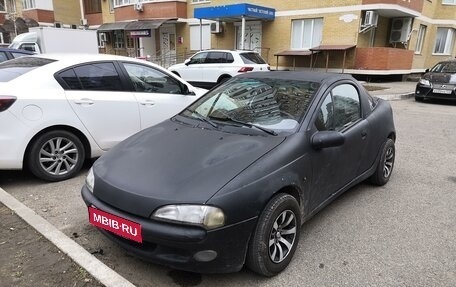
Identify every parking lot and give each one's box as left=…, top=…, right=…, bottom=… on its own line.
left=1, top=98, right=456, bottom=287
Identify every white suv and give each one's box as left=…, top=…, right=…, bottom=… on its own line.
left=168, top=50, right=269, bottom=89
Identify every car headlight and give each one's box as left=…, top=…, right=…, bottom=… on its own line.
left=85, top=167, right=95, bottom=193
left=419, top=79, right=431, bottom=86
left=152, top=205, right=225, bottom=229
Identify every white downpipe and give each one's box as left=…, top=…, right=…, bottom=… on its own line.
left=79, top=0, right=84, bottom=24
left=199, top=19, right=202, bottom=51
left=241, top=16, right=245, bottom=50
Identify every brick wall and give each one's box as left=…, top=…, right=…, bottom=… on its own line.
left=115, top=2, right=186, bottom=21
left=362, top=0, right=424, bottom=12
left=22, top=9, right=55, bottom=23
left=355, top=47, right=414, bottom=70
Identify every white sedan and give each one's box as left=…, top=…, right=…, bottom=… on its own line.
left=0, top=54, right=206, bottom=181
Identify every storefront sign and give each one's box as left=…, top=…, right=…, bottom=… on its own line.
left=129, top=29, right=151, bottom=37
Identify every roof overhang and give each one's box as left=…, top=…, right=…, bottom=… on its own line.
left=310, top=45, right=356, bottom=52
left=194, top=3, right=275, bottom=22
left=98, top=18, right=176, bottom=32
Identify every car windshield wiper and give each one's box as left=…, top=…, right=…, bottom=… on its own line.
left=184, top=108, right=218, bottom=128
left=209, top=113, right=278, bottom=136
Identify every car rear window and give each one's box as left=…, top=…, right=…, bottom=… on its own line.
left=0, top=57, right=55, bottom=82
left=240, top=52, right=266, bottom=64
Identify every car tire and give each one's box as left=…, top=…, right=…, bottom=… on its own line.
left=246, top=193, right=301, bottom=277
left=27, top=130, right=85, bottom=182
left=369, top=138, right=395, bottom=186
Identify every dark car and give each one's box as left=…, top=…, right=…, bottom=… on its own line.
left=415, top=60, right=456, bottom=102
left=81, top=71, right=396, bottom=276
left=0, top=47, right=34, bottom=63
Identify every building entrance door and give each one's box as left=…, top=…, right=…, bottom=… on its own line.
left=159, top=25, right=176, bottom=68
left=236, top=21, right=262, bottom=52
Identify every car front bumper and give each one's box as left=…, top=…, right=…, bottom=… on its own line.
left=415, top=84, right=456, bottom=101
left=81, top=186, right=257, bottom=273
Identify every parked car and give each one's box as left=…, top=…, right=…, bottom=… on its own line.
left=82, top=71, right=396, bottom=276
left=0, top=47, right=34, bottom=62
left=0, top=54, right=206, bottom=181
left=415, top=59, right=456, bottom=102
left=168, top=49, right=270, bottom=89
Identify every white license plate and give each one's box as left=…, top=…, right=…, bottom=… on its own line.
left=432, top=89, right=452, bottom=94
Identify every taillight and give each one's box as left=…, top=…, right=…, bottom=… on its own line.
left=238, top=67, right=254, bottom=73
left=0, top=96, right=17, bottom=112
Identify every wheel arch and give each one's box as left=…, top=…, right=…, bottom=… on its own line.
left=217, top=74, right=232, bottom=83
left=23, top=125, right=91, bottom=167
left=388, top=132, right=396, bottom=142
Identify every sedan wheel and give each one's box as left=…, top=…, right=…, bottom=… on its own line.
left=28, top=130, right=85, bottom=181
left=246, top=193, right=301, bottom=277
left=369, top=138, right=395, bottom=186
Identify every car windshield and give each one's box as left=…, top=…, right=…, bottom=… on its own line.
left=430, top=62, right=456, bottom=73
left=181, top=77, right=319, bottom=134
left=0, top=57, right=56, bottom=82
left=240, top=52, right=267, bottom=64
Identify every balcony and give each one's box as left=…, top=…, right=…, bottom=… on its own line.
left=362, top=0, right=424, bottom=13
left=114, top=1, right=187, bottom=21
left=355, top=47, right=414, bottom=70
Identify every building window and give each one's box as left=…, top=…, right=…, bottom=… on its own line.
left=433, top=28, right=454, bottom=54
left=191, top=0, right=209, bottom=3
left=0, top=0, right=5, bottom=12
left=415, top=25, right=426, bottom=54
left=84, top=0, right=101, bottom=14
left=22, top=0, right=35, bottom=9
left=442, top=0, right=456, bottom=4
left=190, top=24, right=211, bottom=50
left=114, top=30, right=125, bottom=49
left=114, top=0, right=132, bottom=7
left=291, top=18, right=323, bottom=50
left=109, top=0, right=114, bottom=13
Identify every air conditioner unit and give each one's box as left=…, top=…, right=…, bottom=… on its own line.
left=70, top=24, right=77, bottom=29
left=363, top=11, right=378, bottom=26
left=389, top=17, right=412, bottom=43
left=80, top=18, right=88, bottom=26
left=210, top=21, right=223, bottom=33
left=54, top=22, right=62, bottom=28
left=134, top=2, right=143, bottom=12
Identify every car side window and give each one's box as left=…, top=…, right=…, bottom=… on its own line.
left=0, top=52, right=8, bottom=62
left=189, top=52, right=208, bottom=64
left=332, top=84, right=361, bottom=131
left=11, top=52, right=29, bottom=59
left=73, top=62, right=123, bottom=91
left=315, top=84, right=361, bottom=131
left=59, top=69, right=82, bottom=89
left=207, top=52, right=225, bottom=63
left=226, top=53, right=234, bottom=63
left=123, top=62, right=183, bottom=94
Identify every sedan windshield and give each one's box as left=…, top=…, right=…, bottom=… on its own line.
left=0, top=57, right=56, bottom=82
left=181, top=77, right=319, bottom=133
left=430, top=62, right=456, bottom=73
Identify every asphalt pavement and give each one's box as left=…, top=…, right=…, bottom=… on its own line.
left=0, top=81, right=419, bottom=287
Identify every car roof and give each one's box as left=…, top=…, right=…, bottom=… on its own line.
left=236, top=71, right=355, bottom=83
left=0, top=47, right=34, bottom=54
left=196, top=49, right=260, bottom=54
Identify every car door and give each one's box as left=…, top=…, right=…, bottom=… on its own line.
left=201, top=52, right=233, bottom=84
left=308, top=83, right=370, bottom=208
left=120, top=62, right=198, bottom=129
left=179, top=51, right=207, bottom=83
left=59, top=62, right=141, bottom=150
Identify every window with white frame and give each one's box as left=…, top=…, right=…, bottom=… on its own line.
left=114, top=0, right=131, bottom=7
left=190, top=24, right=211, bottom=50
left=0, top=0, right=5, bottom=12
left=415, top=25, right=426, bottom=54
left=109, top=0, right=114, bottom=13
left=433, top=27, right=454, bottom=54
left=22, top=0, right=35, bottom=9
left=114, top=30, right=125, bottom=49
left=192, top=0, right=209, bottom=3
left=442, top=0, right=456, bottom=4
left=291, top=18, right=323, bottom=50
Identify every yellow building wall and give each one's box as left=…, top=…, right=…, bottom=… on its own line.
left=101, top=0, right=114, bottom=23
left=53, top=0, right=81, bottom=25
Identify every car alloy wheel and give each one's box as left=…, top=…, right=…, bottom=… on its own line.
left=39, top=137, right=79, bottom=176
left=268, top=209, right=297, bottom=263
left=246, top=193, right=301, bottom=276
left=383, top=146, right=394, bottom=179
left=369, top=138, right=395, bottom=186
left=28, top=130, right=85, bottom=181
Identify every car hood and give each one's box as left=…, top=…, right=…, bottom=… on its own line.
left=424, top=72, right=456, bottom=84
left=92, top=119, right=285, bottom=218
left=168, top=63, right=186, bottom=71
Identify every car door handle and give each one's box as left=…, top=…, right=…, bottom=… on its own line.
left=74, top=98, right=94, bottom=105
left=139, top=100, right=155, bottom=106
left=361, top=130, right=368, bottom=139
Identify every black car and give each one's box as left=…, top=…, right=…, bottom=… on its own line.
left=415, top=60, right=456, bottom=101
left=0, top=47, right=34, bottom=63
left=82, top=71, right=396, bottom=276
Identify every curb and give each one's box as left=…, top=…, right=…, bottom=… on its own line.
left=0, top=187, right=136, bottom=287
left=376, top=92, right=415, bottom=101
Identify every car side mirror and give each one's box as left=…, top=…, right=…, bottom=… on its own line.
left=184, top=59, right=191, bottom=66
left=425, top=68, right=429, bottom=73
left=311, top=131, right=345, bottom=150
left=180, top=83, right=195, bottom=95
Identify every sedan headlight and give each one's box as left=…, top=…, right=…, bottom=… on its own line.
left=152, top=205, right=225, bottom=229
left=419, top=78, right=431, bottom=86
left=85, top=167, right=95, bottom=193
